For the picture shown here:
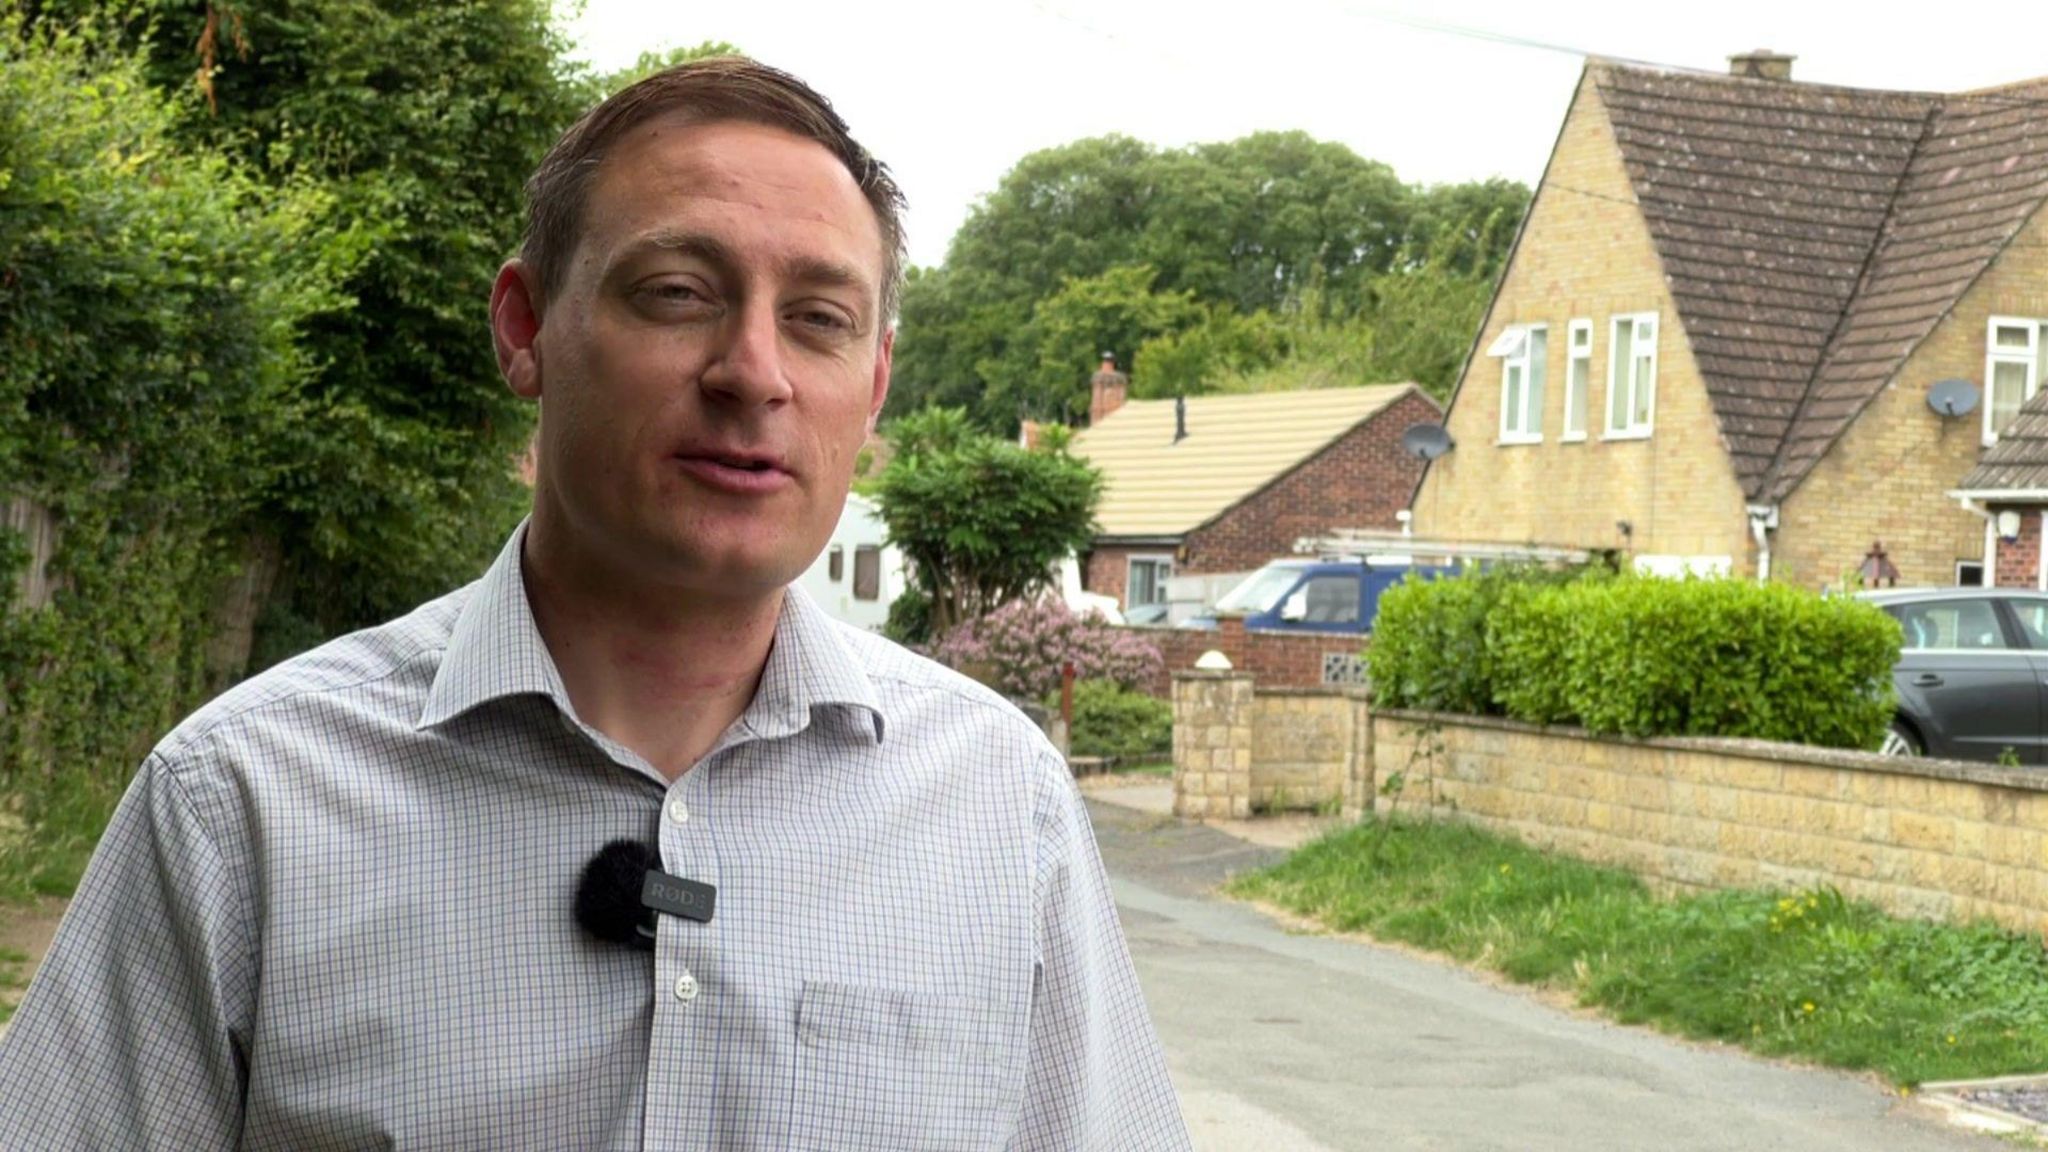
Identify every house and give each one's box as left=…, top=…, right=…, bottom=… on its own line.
left=1956, top=388, right=2048, bottom=590
left=1068, top=356, right=1441, bottom=616
left=1411, top=51, right=2048, bottom=588
left=795, top=492, right=906, bottom=632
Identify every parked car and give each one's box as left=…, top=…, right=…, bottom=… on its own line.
left=1856, top=587, right=2048, bottom=763
left=1181, top=558, right=1443, bottom=634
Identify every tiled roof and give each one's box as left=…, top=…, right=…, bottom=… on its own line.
left=1592, top=63, right=2048, bottom=503
left=1068, top=385, right=1420, bottom=538
left=1960, top=387, right=2048, bottom=492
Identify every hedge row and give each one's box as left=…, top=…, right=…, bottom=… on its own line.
left=1367, top=569, right=1901, bottom=750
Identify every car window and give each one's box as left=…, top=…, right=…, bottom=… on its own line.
left=2002, top=598, right=2048, bottom=649
left=1300, top=576, right=1359, bottom=624
left=1892, top=599, right=2008, bottom=650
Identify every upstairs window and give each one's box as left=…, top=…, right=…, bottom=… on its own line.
left=1563, top=319, right=1592, bottom=440
left=1985, top=316, right=2048, bottom=444
left=1490, top=324, right=1547, bottom=443
left=1606, top=313, right=1658, bottom=438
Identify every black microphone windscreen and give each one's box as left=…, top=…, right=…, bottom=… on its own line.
left=575, top=839, right=659, bottom=950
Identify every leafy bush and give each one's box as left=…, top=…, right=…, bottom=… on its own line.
left=0, top=17, right=354, bottom=892
left=932, top=597, right=1162, bottom=699
left=1374, top=569, right=1900, bottom=750
left=1366, top=564, right=1584, bottom=714
left=1057, top=679, right=1173, bottom=760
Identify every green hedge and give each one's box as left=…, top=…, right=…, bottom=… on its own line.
left=1055, top=679, right=1173, bottom=761
left=1371, top=570, right=1900, bottom=750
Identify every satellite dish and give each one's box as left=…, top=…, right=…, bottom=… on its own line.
left=1928, top=378, right=1981, bottom=419
left=1401, top=423, right=1455, bottom=460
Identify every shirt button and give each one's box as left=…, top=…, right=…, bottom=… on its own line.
left=674, top=970, right=699, bottom=1001
left=666, top=798, right=689, bottom=826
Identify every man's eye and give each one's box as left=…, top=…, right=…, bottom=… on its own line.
left=646, top=282, right=702, bottom=303
left=792, top=307, right=853, bottom=332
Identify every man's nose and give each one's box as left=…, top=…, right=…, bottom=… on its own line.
left=699, top=300, right=793, bottom=408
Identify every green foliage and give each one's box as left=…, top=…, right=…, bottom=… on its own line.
left=1058, top=680, right=1172, bottom=760
left=1372, top=569, right=1900, bottom=750
left=32, top=0, right=590, bottom=640
left=0, top=16, right=354, bottom=879
left=870, top=409, right=1102, bottom=635
left=588, top=40, right=739, bottom=100
left=888, top=130, right=1525, bottom=427
left=1232, top=818, right=2048, bottom=1086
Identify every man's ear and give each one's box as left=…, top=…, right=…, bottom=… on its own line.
left=492, top=261, right=544, bottom=399
left=866, top=325, right=894, bottom=436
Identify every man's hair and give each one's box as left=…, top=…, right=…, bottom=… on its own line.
left=520, top=56, right=908, bottom=324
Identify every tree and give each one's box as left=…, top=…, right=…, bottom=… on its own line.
left=588, top=39, right=739, bottom=100
left=870, top=409, right=1102, bottom=637
left=30, top=0, right=592, bottom=644
left=887, top=129, right=1525, bottom=428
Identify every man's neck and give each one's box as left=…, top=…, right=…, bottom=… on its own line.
left=520, top=525, right=782, bottom=782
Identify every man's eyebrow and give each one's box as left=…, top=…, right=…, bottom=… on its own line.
left=613, top=229, right=876, bottom=313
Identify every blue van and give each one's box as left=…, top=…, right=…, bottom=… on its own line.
left=1183, top=559, right=1441, bottom=634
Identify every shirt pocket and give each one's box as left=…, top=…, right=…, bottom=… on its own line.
left=788, top=979, right=1011, bottom=1151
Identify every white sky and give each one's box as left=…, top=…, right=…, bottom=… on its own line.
left=567, top=0, right=2048, bottom=270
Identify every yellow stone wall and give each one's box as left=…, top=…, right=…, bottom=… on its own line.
left=1375, top=712, right=2048, bottom=935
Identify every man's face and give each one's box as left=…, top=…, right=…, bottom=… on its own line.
left=502, top=116, right=891, bottom=599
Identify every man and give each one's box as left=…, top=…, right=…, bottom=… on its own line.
left=0, top=58, right=1190, bottom=1150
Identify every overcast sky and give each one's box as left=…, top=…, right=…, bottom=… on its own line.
left=567, top=0, right=2048, bottom=270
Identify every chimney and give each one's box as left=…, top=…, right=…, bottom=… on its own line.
left=1728, top=49, right=1795, bottom=81
left=1088, top=351, right=1128, bottom=426
left=1173, top=394, right=1187, bottom=443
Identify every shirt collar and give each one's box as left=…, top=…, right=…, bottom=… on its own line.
left=744, top=582, right=887, bottom=746
left=416, top=520, right=572, bottom=730
left=418, top=522, right=886, bottom=746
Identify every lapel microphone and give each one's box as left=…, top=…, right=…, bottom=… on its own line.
left=575, top=839, right=717, bottom=951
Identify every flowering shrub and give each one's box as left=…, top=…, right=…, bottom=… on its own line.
left=932, top=598, right=1163, bottom=700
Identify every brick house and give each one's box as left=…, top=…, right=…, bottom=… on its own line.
left=1069, top=361, right=1440, bottom=613
left=1412, top=52, right=2048, bottom=588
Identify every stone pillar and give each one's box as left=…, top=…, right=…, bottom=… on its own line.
left=1344, top=692, right=1375, bottom=819
left=1172, top=670, right=1254, bottom=819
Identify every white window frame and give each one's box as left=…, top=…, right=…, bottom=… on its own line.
left=1126, top=554, right=1173, bottom=609
left=1494, top=323, right=1546, bottom=444
left=1563, top=319, right=1592, bottom=441
left=1605, top=313, right=1658, bottom=439
left=1983, top=316, right=2048, bottom=445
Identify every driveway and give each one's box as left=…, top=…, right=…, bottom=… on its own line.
left=1085, top=791, right=2010, bottom=1152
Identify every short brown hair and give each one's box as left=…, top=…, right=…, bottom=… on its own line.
left=520, top=56, right=908, bottom=322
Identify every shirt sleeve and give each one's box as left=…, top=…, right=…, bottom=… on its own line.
left=1012, top=751, right=1192, bottom=1151
left=0, top=750, right=256, bottom=1150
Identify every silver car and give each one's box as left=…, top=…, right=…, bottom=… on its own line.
left=1857, top=587, right=2048, bottom=762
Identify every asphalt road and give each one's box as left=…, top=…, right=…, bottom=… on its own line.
left=1088, top=799, right=2012, bottom=1152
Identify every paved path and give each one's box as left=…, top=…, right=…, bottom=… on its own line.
left=1084, top=788, right=2010, bottom=1152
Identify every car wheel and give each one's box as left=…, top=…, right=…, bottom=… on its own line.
left=1878, top=720, right=1922, bottom=757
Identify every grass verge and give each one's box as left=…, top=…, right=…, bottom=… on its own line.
left=1113, top=760, right=1174, bottom=779
left=1228, top=815, right=2048, bottom=1087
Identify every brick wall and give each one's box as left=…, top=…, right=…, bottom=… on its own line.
left=1181, top=389, right=1441, bottom=574
left=1411, top=73, right=1751, bottom=565
left=1132, top=617, right=1367, bottom=695
left=1992, top=506, right=2045, bottom=590
left=1375, top=711, right=2048, bottom=936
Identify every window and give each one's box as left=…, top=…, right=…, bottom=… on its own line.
left=1606, top=313, right=1659, bottom=437
left=1984, top=316, right=2048, bottom=443
left=1956, top=561, right=1985, bottom=587
left=853, top=545, right=881, bottom=601
left=827, top=545, right=844, bottom=583
left=1296, top=575, right=1360, bottom=625
left=1563, top=319, right=1592, bottom=440
left=1126, top=556, right=1172, bottom=608
left=1890, top=599, right=2006, bottom=651
left=2006, top=597, right=2048, bottom=648
left=1494, top=324, right=1546, bottom=442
